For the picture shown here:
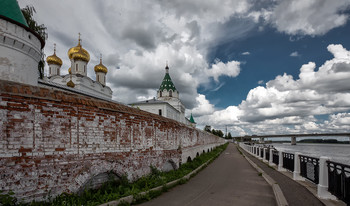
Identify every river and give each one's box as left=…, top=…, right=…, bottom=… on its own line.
left=270, top=143, right=350, bottom=165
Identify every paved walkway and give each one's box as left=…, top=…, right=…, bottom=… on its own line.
left=240, top=148, right=325, bottom=206
left=140, top=143, right=276, bottom=206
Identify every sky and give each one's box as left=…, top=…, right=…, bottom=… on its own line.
left=18, top=0, right=350, bottom=136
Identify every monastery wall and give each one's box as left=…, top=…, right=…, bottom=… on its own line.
left=0, top=80, right=225, bottom=202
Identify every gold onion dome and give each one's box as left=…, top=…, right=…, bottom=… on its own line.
left=94, top=55, right=108, bottom=73
left=71, top=47, right=90, bottom=62
left=67, top=80, right=75, bottom=88
left=68, top=33, right=90, bottom=62
left=46, top=44, right=62, bottom=66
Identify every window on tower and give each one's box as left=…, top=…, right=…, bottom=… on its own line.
left=159, top=109, right=162, bottom=116
left=169, top=90, right=172, bottom=97
left=160, top=91, right=162, bottom=97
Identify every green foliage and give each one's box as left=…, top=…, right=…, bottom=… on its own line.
left=225, top=132, right=232, bottom=139
left=0, top=190, right=17, bottom=206
left=204, top=125, right=227, bottom=138
left=21, top=6, right=47, bottom=41
left=211, top=129, right=224, bottom=137
left=204, top=125, right=211, bottom=132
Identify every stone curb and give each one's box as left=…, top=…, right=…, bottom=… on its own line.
left=237, top=146, right=289, bottom=206
left=100, top=151, right=222, bottom=206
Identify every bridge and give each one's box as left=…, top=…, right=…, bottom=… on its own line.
left=233, top=133, right=350, bottom=145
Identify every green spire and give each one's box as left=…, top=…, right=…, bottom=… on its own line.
left=189, top=113, right=196, bottom=124
left=159, top=64, right=177, bottom=92
left=0, top=0, right=28, bottom=27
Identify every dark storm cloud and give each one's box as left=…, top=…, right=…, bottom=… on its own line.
left=122, top=27, right=156, bottom=50
left=186, top=20, right=200, bottom=40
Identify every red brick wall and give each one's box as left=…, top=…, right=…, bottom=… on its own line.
left=0, top=80, right=224, bottom=202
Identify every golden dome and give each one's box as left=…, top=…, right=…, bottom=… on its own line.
left=94, top=55, right=108, bottom=73
left=68, top=67, right=71, bottom=74
left=67, top=33, right=90, bottom=62
left=67, top=79, right=75, bottom=88
left=71, top=47, right=90, bottom=62
left=46, top=54, right=62, bottom=66
left=46, top=44, right=62, bottom=66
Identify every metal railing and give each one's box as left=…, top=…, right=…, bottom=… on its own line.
left=327, top=161, right=350, bottom=205
left=272, top=150, right=279, bottom=165
left=282, top=152, right=294, bottom=172
left=238, top=142, right=350, bottom=205
left=300, top=155, right=319, bottom=184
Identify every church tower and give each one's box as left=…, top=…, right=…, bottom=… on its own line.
left=94, top=54, right=108, bottom=86
left=0, top=0, right=44, bottom=86
left=157, top=64, right=179, bottom=99
left=157, top=64, right=185, bottom=114
left=46, top=44, right=62, bottom=77
left=67, top=34, right=90, bottom=76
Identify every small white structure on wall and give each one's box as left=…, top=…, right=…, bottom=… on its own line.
left=0, top=0, right=44, bottom=86
left=130, top=64, right=195, bottom=126
left=42, top=35, right=112, bottom=99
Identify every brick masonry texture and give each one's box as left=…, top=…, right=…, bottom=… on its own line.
left=0, top=80, right=225, bottom=202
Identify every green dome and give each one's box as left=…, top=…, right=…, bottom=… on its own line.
left=0, top=0, right=28, bottom=27
left=159, top=65, right=177, bottom=92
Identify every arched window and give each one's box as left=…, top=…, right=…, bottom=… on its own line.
left=84, top=65, right=86, bottom=73
left=49, top=67, right=51, bottom=74
left=97, top=75, right=100, bottom=82
left=160, top=91, right=162, bottom=97
left=57, top=68, right=60, bottom=75
left=76, top=64, right=78, bottom=71
left=169, top=90, right=172, bottom=97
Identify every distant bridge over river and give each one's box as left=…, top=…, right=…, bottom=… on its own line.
left=233, top=133, right=350, bottom=145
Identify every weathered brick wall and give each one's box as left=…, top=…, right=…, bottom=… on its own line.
left=0, top=80, right=224, bottom=202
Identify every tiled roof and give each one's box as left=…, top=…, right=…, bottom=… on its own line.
left=0, top=0, right=28, bottom=27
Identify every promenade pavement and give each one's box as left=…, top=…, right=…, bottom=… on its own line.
left=139, top=143, right=276, bottom=206
left=240, top=148, right=325, bottom=206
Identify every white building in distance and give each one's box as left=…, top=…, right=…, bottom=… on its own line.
left=42, top=35, right=113, bottom=99
left=130, top=64, right=196, bottom=127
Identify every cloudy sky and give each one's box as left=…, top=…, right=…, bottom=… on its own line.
left=18, top=0, right=350, bottom=136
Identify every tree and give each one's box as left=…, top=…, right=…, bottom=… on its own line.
left=21, top=5, right=48, bottom=79
left=217, top=130, right=224, bottom=138
left=211, top=129, right=224, bottom=138
left=227, top=132, right=232, bottom=139
left=204, top=125, right=211, bottom=133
